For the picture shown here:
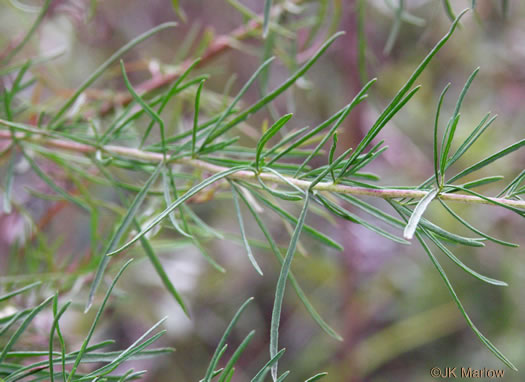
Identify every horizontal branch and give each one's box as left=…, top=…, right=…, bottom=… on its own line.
left=86, top=1, right=294, bottom=118
left=2, top=129, right=524, bottom=209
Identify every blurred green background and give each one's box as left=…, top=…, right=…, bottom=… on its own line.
left=1, top=0, right=524, bottom=381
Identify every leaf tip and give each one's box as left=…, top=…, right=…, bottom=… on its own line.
left=84, top=300, right=93, bottom=314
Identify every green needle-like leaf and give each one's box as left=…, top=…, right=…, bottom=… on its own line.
left=277, top=371, right=290, bottom=381
left=120, top=61, right=166, bottom=156
left=453, top=175, right=504, bottom=191
left=267, top=107, right=349, bottom=166
left=54, top=294, right=68, bottom=382
left=68, top=260, right=134, bottom=382
left=339, top=142, right=387, bottom=179
left=183, top=205, right=224, bottom=239
left=390, top=202, right=517, bottom=370
left=419, top=112, right=498, bottom=190
left=257, top=175, right=303, bottom=201
left=442, top=0, right=457, bottom=21
left=438, top=199, right=517, bottom=247
left=422, top=227, right=507, bottom=286
left=447, top=113, right=497, bottom=170
left=263, top=0, right=273, bottom=38
left=446, top=185, right=525, bottom=216
left=338, top=85, right=421, bottom=179
left=393, top=201, right=486, bottom=247
left=81, top=318, right=167, bottom=379
left=87, top=161, right=163, bottom=311
left=337, top=193, right=405, bottom=228
left=21, top=149, right=90, bottom=212
left=246, top=185, right=343, bottom=250
left=261, top=126, right=310, bottom=161
left=193, top=80, right=206, bottom=157
left=251, top=349, right=286, bottom=382
left=107, top=166, right=250, bottom=256
left=498, top=170, right=525, bottom=198
left=230, top=181, right=264, bottom=275
left=217, top=330, right=255, bottom=382
left=138, top=233, right=190, bottom=317
left=0, top=309, right=31, bottom=337
left=256, top=114, right=293, bottom=171
left=50, top=22, right=177, bottom=127
left=204, top=32, right=345, bottom=145
left=452, top=67, right=479, bottom=119
left=328, top=133, right=338, bottom=182
left=4, top=60, right=32, bottom=120
left=448, top=139, right=525, bottom=184
left=339, top=9, right=468, bottom=179
left=305, top=373, right=328, bottom=382
left=202, top=298, right=254, bottom=382
left=417, top=232, right=516, bottom=370
left=0, top=296, right=53, bottom=364
left=440, top=113, right=461, bottom=179
left=232, top=181, right=342, bottom=340
left=171, top=0, right=186, bottom=20
left=93, top=162, right=190, bottom=316
left=270, top=192, right=310, bottom=381
left=308, top=147, right=353, bottom=190
left=433, top=84, right=450, bottom=186
left=142, top=59, right=203, bottom=147
left=49, top=298, right=71, bottom=382
left=384, top=0, right=404, bottom=54
left=1, top=0, right=52, bottom=65
left=162, top=167, right=192, bottom=238
left=315, top=193, right=409, bottom=244
left=200, top=57, right=275, bottom=150
left=296, top=79, right=376, bottom=177
left=0, top=282, right=41, bottom=302
left=357, top=0, right=368, bottom=82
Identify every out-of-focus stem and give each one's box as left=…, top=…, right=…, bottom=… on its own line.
left=87, top=0, right=301, bottom=118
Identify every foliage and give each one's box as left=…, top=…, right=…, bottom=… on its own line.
left=0, top=1, right=524, bottom=380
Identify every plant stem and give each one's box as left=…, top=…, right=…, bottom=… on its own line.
left=2, top=129, right=524, bottom=209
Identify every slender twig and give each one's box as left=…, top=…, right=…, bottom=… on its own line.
left=1, top=129, right=524, bottom=209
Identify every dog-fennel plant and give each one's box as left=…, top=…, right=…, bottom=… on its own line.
left=0, top=2, right=524, bottom=381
